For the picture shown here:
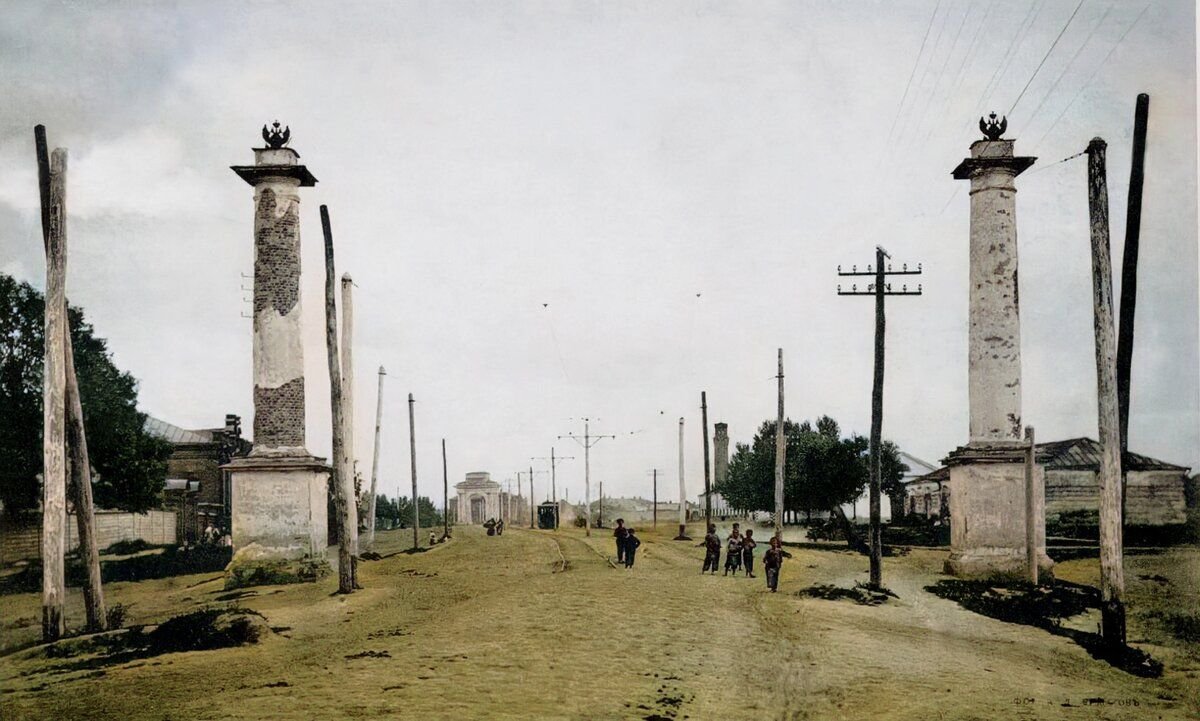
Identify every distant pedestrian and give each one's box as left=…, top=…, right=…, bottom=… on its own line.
left=496, top=519, right=505, bottom=536
left=624, top=528, right=641, bottom=568
left=485, top=518, right=496, bottom=536
left=741, top=529, right=758, bottom=578
left=699, top=524, right=721, bottom=574
left=429, top=531, right=437, bottom=546
left=613, top=518, right=629, bottom=564
left=723, top=531, right=742, bottom=576
left=763, top=536, right=790, bottom=592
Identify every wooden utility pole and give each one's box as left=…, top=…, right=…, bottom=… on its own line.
left=366, top=365, right=385, bottom=549
left=558, top=419, right=614, bottom=537
left=675, top=417, right=689, bottom=540
left=442, top=438, right=449, bottom=538
left=598, top=480, right=604, bottom=528
left=320, top=206, right=355, bottom=594
left=650, top=469, right=658, bottom=529
left=701, top=391, right=712, bottom=528
left=1086, top=137, right=1126, bottom=648
left=35, top=127, right=106, bottom=632
left=774, top=349, right=785, bottom=541
left=1117, top=93, right=1150, bottom=524
left=38, top=135, right=67, bottom=641
left=408, top=393, right=419, bottom=551
left=1025, top=426, right=1038, bottom=585
left=529, top=464, right=535, bottom=528
left=340, top=273, right=357, bottom=551
left=838, top=249, right=922, bottom=589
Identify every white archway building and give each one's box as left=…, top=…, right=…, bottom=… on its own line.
left=455, top=472, right=501, bottom=525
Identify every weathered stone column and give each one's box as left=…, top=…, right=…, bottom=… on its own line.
left=223, top=123, right=329, bottom=580
left=945, top=114, right=1051, bottom=578
left=713, top=423, right=729, bottom=488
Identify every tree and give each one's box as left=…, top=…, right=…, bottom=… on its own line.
left=717, top=415, right=906, bottom=518
left=879, top=440, right=911, bottom=521
left=375, top=493, right=442, bottom=529
left=0, top=273, right=172, bottom=513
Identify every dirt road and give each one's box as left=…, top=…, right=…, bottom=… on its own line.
left=2, top=524, right=1196, bottom=720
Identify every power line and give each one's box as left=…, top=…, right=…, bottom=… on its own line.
left=959, top=0, right=1044, bottom=139
left=1032, top=2, right=1152, bottom=152
left=882, top=0, right=942, bottom=150
left=896, top=0, right=952, bottom=147
left=913, top=1, right=974, bottom=143
left=1007, top=0, right=1087, bottom=118
left=1022, top=1, right=1116, bottom=131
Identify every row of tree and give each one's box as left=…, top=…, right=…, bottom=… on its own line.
left=372, top=494, right=443, bottom=529
left=714, top=415, right=908, bottom=519
left=0, top=273, right=171, bottom=514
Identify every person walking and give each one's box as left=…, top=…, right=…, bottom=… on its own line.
left=741, top=528, right=758, bottom=578
left=763, top=536, right=788, bottom=592
left=613, top=518, right=629, bottom=565
left=624, top=528, right=641, bottom=568
left=699, top=524, right=721, bottom=574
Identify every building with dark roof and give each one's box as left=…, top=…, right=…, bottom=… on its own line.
left=906, top=437, right=1190, bottom=526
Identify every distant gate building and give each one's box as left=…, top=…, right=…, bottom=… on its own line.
left=455, top=472, right=502, bottom=524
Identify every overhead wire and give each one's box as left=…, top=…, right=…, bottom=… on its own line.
left=1020, top=1, right=1116, bottom=131
left=1007, top=0, right=1088, bottom=118
left=912, top=1, right=974, bottom=143
left=895, top=0, right=952, bottom=147
left=881, top=0, right=943, bottom=151
left=1032, top=2, right=1153, bottom=152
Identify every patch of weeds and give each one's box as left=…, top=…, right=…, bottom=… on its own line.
left=224, top=556, right=329, bottom=590
left=359, top=551, right=383, bottom=561
left=1142, top=610, right=1200, bottom=645
left=105, top=603, right=129, bottom=630
left=345, top=649, right=391, bottom=659
left=102, top=539, right=159, bottom=556
left=797, top=583, right=898, bottom=606
left=1, top=546, right=233, bottom=595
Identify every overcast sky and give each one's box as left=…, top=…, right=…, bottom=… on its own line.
left=1, top=0, right=1196, bottom=506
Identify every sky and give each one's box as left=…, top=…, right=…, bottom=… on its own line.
left=1, top=0, right=1196, bottom=508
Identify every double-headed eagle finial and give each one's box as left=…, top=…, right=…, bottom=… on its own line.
left=979, top=112, right=1007, bottom=141
left=262, top=120, right=291, bottom=149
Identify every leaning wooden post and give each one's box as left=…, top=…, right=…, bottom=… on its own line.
left=1024, top=425, right=1038, bottom=585
left=408, top=393, right=419, bottom=550
left=36, top=127, right=106, bottom=632
left=701, top=391, right=712, bottom=527
left=774, top=348, right=786, bottom=541
left=366, top=365, right=385, bottom=549
left=320, top=206, right=355, bottom=594
left=442, top=438, right=449, bottom=537
left=1086, top=137, right=1126, bottom=648
left=38, top=136, right=68, bottom=641
left=674, top=417, right=689, bottom=540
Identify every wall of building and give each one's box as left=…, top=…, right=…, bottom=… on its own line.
left=1044, top=469, right=1186, bottom=525
left=1, top=510, right=178, bottom=564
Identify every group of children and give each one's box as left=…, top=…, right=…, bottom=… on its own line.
left=701, top=522, right=787, bottom=592
left=612, top=519, right=642, bottom=568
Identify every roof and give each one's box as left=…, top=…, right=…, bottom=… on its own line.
left=144, top=417, right=214, bottom=445
left=898, top=451, right=939, bottom=476
left=909, top=437, right=1189, bottom=484
left=456, top=472, right=500, bottom=491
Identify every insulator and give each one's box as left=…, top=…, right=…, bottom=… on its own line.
left=903, top=263, right=908, bottom=271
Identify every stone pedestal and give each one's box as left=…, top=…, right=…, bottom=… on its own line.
left=226, top=455, right=329, bottom=561
left=946, top=122, right=1051, bottom=578
left=944, top=444, right=1053, bottom=578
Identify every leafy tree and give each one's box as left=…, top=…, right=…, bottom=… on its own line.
left=374, top=493, right=443, bottom=529
left=0, top=273, right=171, bottom=513
left=716, top=415, right=907, bottom=517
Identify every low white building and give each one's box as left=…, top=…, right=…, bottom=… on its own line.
left=454, top=472, right=501, bottom=525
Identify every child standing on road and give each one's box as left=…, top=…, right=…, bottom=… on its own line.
left=613, top=518, right=629, bottom=564
left=700, top=524, right=721, bottom=574
left=723, top=529, right=742, bottom=576
left=763, top=536, right=787, bottom=592
left=624, top=528, right=641, bottom=568
left=741, top=529, right=757, bottom=578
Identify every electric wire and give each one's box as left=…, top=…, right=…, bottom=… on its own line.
left=1021, top=1, right=1116, bottom=132
left=1007, top=0, right=1088, bottom=118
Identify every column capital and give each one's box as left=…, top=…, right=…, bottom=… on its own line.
left=952, top=139, right=1035, bottom=180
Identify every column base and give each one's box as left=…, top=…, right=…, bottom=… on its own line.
left=224, top=455, right=329, bottom=562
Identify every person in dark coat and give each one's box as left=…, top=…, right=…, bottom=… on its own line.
left=624, top=528, right=641, bottom=568
left=613, top=518, right=629, bottom=564
left=763, top=535, right=790, bottom=592
left=496, top=519, right=505, bottom=536
left=741, top=528, right=758, bottom=578
left=723, top=528, right=742, bottom=576
left=699, top=524, right=721, bottom=574
left=484, top=518, right=496, bottom=536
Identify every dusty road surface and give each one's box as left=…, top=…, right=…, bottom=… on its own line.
left=2, top=524, right=1197, bottom=720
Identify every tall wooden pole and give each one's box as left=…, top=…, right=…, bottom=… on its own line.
left=320, top=206, right=355, bottom=594
left=701, top=391, right=712, bottom=528
left=551, top=447, right=558, bottom=529
left=653, top=469, right=658, bottom=529
left=675, top=417, right=688, bottom=540
left=774, top=349, right=786, bottom=541
left=599, top=480, right=604, bottom=528
left=39, top=141, right=68, bottom=641
left=408, top=393, right=419, bottom=551
left=366, top=365, right=385, bottom=549
left=1024, top=426, right=1038, bottom=585
left=867, top=247, right=886, bottom=589
left=1087, top=137, right=1126, bottom=648
left=1117, top=93, right=1149, bottom=524
left=529, top=464, right=535, bottom=529
left=442, top=438, right=449, bottom=538
left=36, top=127, right=106, bottom=632
left=584, top=420, right=592, bottom=537
left=340, top=274, right=356, bottom=552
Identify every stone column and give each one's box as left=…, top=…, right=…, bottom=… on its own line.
left=713, top=422, right=729, bottom=487
left=223, top=123, right=329, bottom=576
left=945, top=115, right=1051, bottom=578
